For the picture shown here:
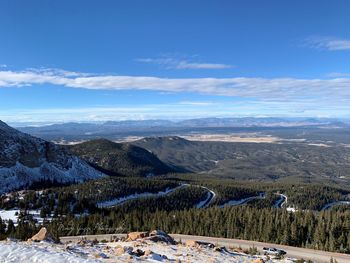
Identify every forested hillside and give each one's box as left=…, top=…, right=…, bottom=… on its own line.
left=133, top=136, right=350, bottom=182
left=69, top=139, right=176, bottom=177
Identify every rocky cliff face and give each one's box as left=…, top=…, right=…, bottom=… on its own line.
left=0, top=121, right=104, bottom=194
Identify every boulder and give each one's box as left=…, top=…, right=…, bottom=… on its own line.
left=213, top=246, right=224, bottom=252
left=115, top=246, right=125, bottom=256
left=126, top=231, right=149, bottom=241
left=132, top=249, right=145, bottom=257
left=28, top=227, right=56, bottom=243
left=149, top=230, right=167, bottom=236
left=251, top=258, right=265, bottom=263
left=185, top=240, right=214, bottom=248
left=185, top=240, right=199, bottom=247
left=147, top=229, right=176, bottom=245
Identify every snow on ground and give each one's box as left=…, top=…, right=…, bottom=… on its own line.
left=0, top=209, right=52, bottom=226
left=219, top=193, right=265, bottom=208
left=286, top=207, right=297, bottom=212
left=0, top=209, right=19, bottom=223
left=0, top=241, right=99, bottom=263
left=0, top=239, right=295, bottom=263
left=107, top=240, right=257, bottom=263
left=96, top=184, right=188, bottom=208
left=0, top=158, right=104, bottom=195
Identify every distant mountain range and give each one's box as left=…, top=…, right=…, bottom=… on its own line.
left=15, top=117, right=348, bottom=142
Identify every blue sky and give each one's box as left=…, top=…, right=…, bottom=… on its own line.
left=1, top=0, right=350, bottom=123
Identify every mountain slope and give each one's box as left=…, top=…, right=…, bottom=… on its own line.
left=133, top=136, right=350, bottom=182
left=68, top=139, right=176, bottom=177
left=0, top=121, right=103, bottom=194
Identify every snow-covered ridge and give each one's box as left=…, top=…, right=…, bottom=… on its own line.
left=0, top=120, right=104, bottom=194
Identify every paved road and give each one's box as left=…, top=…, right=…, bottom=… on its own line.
left=60, top=233, right=350, bottom=263
left=196, top=186, right=216, bottom=208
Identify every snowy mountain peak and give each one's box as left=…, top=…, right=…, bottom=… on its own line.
left=0, top=121, right=104, bottom=194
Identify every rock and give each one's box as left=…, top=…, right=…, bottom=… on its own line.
left=185, top=240, right=215, bottom=248
left=251, top=258, right=265, bottom=263
left=144, top=249, right=152, bottom=256
left=98, top=253, right=108, bottom=259
left=126, top=231, right=149, bottom=241
left=147, top=229, right=176, bottom=245
left=149, top=229, right=167, bottom=236
left=77, top=238, right=87, bottom=246
left=124, top=246, right=134, bottom=254
left=28, top=227, right=56, bottom=243
left=92, top=238, right=99, bottom=245
left=185, top=240, right=199, bottom=247
left=132, top=249, right=145, bottom=257
left=115, top=246, right=125, bottom=256
left=213, top=246, right=224, bottom=252
left=148, top=234, right=177, bottom=245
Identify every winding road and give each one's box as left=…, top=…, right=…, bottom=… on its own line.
left=274, top=193, right=287, bottom=208
left=321, top=201, right=350, bottom=211
left=97, top=184, right=188, bottom=208
left=219, top=192, right=265, bottom=208
left=97, top=184, right=350, bottom=213
left=97, top=183, right=217, bottom=209
left=195, top=186, right=216, bottom=208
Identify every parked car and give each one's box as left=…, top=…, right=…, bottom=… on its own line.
left=263, top=247, right=287, bottom=256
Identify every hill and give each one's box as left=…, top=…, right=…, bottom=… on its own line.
left=133, top=136, right=350, bottom=182
left=0, top=121, right=103, bottom=194
left=68, top=139, right=176, bottom=177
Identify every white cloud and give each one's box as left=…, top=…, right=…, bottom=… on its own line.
left=305, top=36, right=350, bottom=51
left=327, top=72, right=350, bottom=77
left=136, top=57, right=232, bottom=69
left=178, top=101, right=216, bottom=106
left=1, top=68, right=350, bottom=105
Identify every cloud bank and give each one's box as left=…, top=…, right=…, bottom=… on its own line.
left=136, top=57, right=232, bottom=69
left=1, top=68, right=350, bottom=103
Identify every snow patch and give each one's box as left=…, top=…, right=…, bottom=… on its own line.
left=0, top=242, right=100, bottom=263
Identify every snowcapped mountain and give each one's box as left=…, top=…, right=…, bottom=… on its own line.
left=0, top=120, right=104, bottom=194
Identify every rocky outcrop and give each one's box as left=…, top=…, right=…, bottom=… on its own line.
left=126, top=230, right=176, bottom=245
left=251, top=258, right=265, bottom=263
left=0, top=120, right=104, bottom=194
left=126, top=231, right=149, bottom=241
left=185, top=240, right=215, bottom=248
left=148, top=230, right=176, bottom=245
left=28, top=227, right=56, bottom=243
